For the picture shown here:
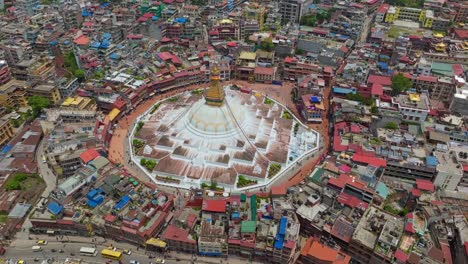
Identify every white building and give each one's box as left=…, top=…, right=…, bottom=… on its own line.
left=433, top=151, right=463, bottom=191
left=391, top=92, right=430, bottom=122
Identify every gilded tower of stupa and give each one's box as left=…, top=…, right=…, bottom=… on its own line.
left=204, top=65, right=225, bottom=106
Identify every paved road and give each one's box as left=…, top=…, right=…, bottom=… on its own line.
left=4, top=235, right=261, bottom=264
left=12, top=138, right=57, bottom=243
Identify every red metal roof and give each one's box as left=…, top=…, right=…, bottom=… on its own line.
left=271, top=186, right=286, bottom=196
left=452, top=64, right=464, bottom=76
left=352, top=154, right=387, bottom=167
left=371, top=83, right=383, bottom=96
left=80, top=148, right=100, bottom=163
left=441, top=243, right=453, bottom=264
left=395, top=249, right=408, bottom=263
left=411, top=188, right=421, bottom=197
left=416, top=179, right=435, bottom=192
left=463, top=165, right=468, bottom=172
left=337, top=192, right=368, bottom=209
left=254, top=67, right=274, bottom=75
left=405, top=222, right=415, bottom=233
left=367, top=75, right=391, bottom=86
left=417, top=75, right=438, bottom=82
left=376, top=3, right=390, bottom=13
left=202, top=199, right=226, bottom=213
left=284, top=57, right=298, bottom=63
left=454, top=28, right=468, bottom=40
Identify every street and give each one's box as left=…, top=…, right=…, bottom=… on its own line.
left=3, top=235, right=262, bottom=264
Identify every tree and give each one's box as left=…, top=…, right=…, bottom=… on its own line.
left=260, top=38, right=274, bottom=52
left=384, top=122, right=399, bottom=130
left=295, top=48, right=305, bottom=55
left=300, top=15, right=317, bottom=27
left=28, top=96, right=50, bottom=118
left=209, top=180, right=218, bottom=190
left=391, top=73, right=412, bottom=95
left=74, top=69, right=86, bottom=82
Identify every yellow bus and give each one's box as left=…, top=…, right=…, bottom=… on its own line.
left=101, top=249, right=123, bottom=260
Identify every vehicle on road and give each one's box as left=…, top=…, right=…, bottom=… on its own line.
left=36, top=240, right=48, bottom=245
left=123, top=249, right=132, bottom=255
left=80, top=247, right=97, bottom=256
left=155, top=259, right=165, bottom=264
left=16, top=260, right=25, bottom=264
left=101, top=248, right=123, bottom=260
left=0, top=246, right=5, bottom=255
left=32, top=246, right=42, bottom=252
left=129, top=260, right=140, bottom=264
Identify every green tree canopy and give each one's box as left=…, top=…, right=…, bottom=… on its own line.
left=259, top=38, right=274, bottom=52
left=391, top=73, right=412, bottom=95
left=300, top=15, right=317, bottom=27
left=28, top=96, right=50, bottom=118
left=384, top=122, right=399, bottom=130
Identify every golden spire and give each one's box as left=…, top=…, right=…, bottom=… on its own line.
left=205, top=65, right=225, bottom=106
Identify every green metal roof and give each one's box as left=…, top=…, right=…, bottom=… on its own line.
left=241, top=221, right=257, bottom=233
left=310, top=167, right=325, bottom=183
left=431, top=62, right=453, bottom=76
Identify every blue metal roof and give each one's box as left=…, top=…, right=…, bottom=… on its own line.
left=114, top=195, right=131, bottom=211
left=102, top=33, right=112, bottom=40
left=310, top=96, right=321, bottom=103
left=1, top=145, right=12, bottom=154
left=333, top=86, right=356, bottom=94
left=426, top=156, right=438, bottom=167
left=278, top=217, right=287, bottom=235
left=174, top=17, right=187, bottom=23
left=378, top=62, right=388, bottom=70
left=47, top=202, right=63, bottom=215
left=109, top=53, right=120, bottom=60
left=49, top=40, right=58, bottom=46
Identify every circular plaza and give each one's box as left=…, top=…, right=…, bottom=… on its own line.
left=129, top=70, right=320, bottom=191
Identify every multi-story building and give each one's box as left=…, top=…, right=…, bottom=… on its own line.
left=433, top=151, right=463, bottom=191
left=28, top=84, right=61, bottom=105
left=0, top=42, right=33, bottom=66
left=235, top=51, right=257, bottom=81
left=13, top=57, right=55, bottom=82
left=0, top=60, right=12, bottom=86
left=209, top=19, right=240, bottom=41
left=450, top=83, right=468, bottom=116
left=15, top=0, right=39, bottom=16
left=391, top=92, right=430, bottom=123
left=198, top=199, right=229, bottom=257
left=375, top=4, right=390, bottom=23
left=0, top=79, right=29, bottom=108
left=244, top=2, right=267, bottom=28
left=300, top=94, right=325, bottom=123
left=459, top=165, right=468, bottom=191
left=0, top=117, right=14, bottom=147
left=451, top=1, right=468, bottom=23
left=298, top=238, right=351, bottom=264
left=412, top=75, right=456, bottom=104
left=56, top=77, right=79, bottom=98
left=384, top=161, right=436, bottom=182
left=350, top=207, right=401, bottom=264
left=239, top=20, right=260, bottom=40
left=283, top=57, right=322, bottom=81
left=278, top=0, right=307, bottom=24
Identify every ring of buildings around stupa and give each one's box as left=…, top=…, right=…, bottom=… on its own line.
left=130, top=67, right=320, bottom=191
